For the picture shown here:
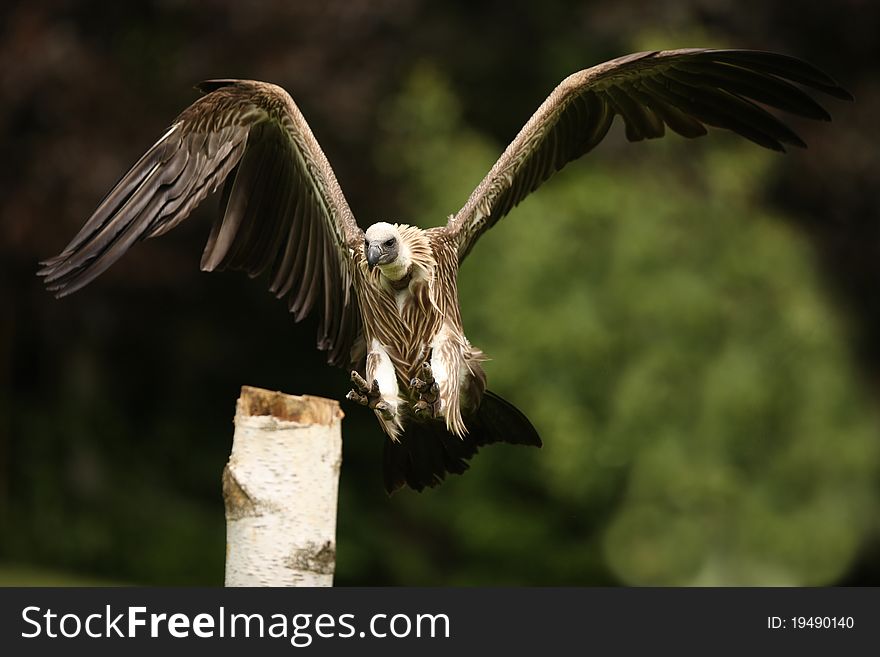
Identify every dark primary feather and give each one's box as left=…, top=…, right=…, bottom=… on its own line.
left=39, top=80, right=363, bottom=367
left=447, top=48, right=851, bottom=261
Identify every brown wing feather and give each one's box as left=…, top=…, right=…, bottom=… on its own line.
left=446, top=48, right=851, bottom=262
left=39, top=80, right=363, bottom=367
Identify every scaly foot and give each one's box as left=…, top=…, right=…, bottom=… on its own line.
left=410, top=362, right=439, bottom=419
left=346, top=371, right=394, bottom=420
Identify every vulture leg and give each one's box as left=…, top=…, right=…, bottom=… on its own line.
left=411, top=362, right=440, bottom=419
left=346, top=371, right=395, bottom=421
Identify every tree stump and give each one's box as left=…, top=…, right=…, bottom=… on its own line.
left=223, top=386, right=343, bottom=586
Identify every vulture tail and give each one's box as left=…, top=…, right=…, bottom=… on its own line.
left=382, top=391, right=542, bottom=494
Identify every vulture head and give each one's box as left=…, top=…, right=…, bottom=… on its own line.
left=364, top=222, right=407, bottom=279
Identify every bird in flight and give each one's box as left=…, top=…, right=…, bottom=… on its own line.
left=40, top=49, right=850, bottom=493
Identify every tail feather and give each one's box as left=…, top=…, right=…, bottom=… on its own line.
left=382, top=390, right=541, bottom=493
left=469, top=390, right=543, bottom=448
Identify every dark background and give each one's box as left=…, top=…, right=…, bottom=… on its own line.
left=2, top=0, right=879, bottom=585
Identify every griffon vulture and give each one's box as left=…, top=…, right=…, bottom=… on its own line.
left=39, top=49, right=850, bottom=492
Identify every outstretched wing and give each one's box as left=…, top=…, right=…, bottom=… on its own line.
left=446, top=49, right=851, bottom=261
left=39, top=79, right=363, bottom=367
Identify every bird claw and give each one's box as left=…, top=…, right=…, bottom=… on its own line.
left=350, top=371, right=378, bottom=396
left=410, top=362, right=439, bottom=417
left=410, top=362, right=438, bottom=400
left=374, top=401, right=395, bottom=421
left=348, top=370, right=386, bottom=412
left=412, top=400, right=433, bottom=418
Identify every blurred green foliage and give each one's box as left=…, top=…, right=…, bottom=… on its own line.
left=342, top=65, right=880, bottom=585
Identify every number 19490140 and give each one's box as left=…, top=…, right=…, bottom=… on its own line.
left=768, top=616, right=854, bottom=630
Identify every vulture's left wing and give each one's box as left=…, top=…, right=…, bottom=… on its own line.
left=446, top=49, right=851, bottom=262
left=40, top=80, right=363, bottom=367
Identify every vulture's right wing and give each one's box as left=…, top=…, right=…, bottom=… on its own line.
left=40, top=80, right=363, bottom=367
left=446, top=49, right=851, bottom=262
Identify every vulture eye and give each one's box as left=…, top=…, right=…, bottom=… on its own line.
left=384, top=238, right=395, bottom=248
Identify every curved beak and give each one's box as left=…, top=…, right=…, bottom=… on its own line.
left=366, top=243, right=382, bottom=270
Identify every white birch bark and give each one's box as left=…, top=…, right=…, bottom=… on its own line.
left=223, top=386, right=343, bottom=587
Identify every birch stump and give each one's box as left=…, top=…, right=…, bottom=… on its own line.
left=223, top=386, right=343, bottom=586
